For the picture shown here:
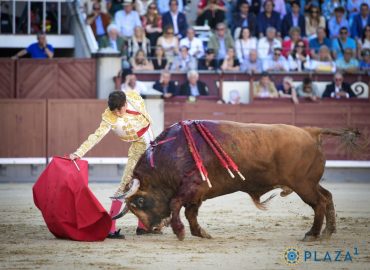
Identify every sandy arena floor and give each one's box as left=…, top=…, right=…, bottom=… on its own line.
left=0, top=182, right=369, bottom=270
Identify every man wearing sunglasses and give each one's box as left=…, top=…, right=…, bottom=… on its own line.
left=332, top=26, right=357, bottom=59
left=322, top=72, right=356, bottom=99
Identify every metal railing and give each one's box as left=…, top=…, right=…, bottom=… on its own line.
left=0, top=0, right=72, bottom=34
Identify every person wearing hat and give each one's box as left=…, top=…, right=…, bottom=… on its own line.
left=99, top=24, right=127, bottom=56
left=198, top=48, right=218, bottom=70
left=262, top=47, right=289, bottom=72
left=328, top=6, right=350, bottom=38
left=114, top=0, right=142, bottom=39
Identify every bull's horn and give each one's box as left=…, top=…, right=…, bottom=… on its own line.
left=112, top=203, right=130, bottom=220
left=125, top=178, right=140, bottom=199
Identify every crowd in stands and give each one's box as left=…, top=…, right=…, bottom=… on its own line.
left=83, top=0, right=370, bottom=74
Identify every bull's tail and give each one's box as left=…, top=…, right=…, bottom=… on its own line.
left=304, top=127, right=363, bottom=154
left=251, top=193, right=277, bottom=211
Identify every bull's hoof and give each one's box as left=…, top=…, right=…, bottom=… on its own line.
left=200, top=228, right=212, bottom=239
left=176, top=229, right=185, bottom=241
left=302, top=234, right=320, bottom=242
left=321, top=227, right=336, bottom=239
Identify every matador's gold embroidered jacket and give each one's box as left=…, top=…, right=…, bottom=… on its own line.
left=74, top=90, right=152, bottom=158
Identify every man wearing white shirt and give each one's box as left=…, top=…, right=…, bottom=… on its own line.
left=257, top=27, right=281, bottom=60
left=179, top=28, right=205, bottom=58
left=121, top=73, right=148, bottom=95
left=114, top=0, right=142, bottom=38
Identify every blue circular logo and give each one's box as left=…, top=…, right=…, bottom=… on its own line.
left=284, top=247, right=300, bottom=265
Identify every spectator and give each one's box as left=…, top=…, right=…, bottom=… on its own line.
left=307, top=45, right=336, bottom=72
left=328, top=6, right=350, bottom=38
left=347, top=0, right=369, bottom=17
left=235, top=27, right=258, bottom=64
left=322, top=0, right=345, bottom=20
left=99, top=24, right=127, bottom=56
left=335, top=48, right=360, bottom=73
left=86, top=2, right=111, bottom=44
left=153, top=70, right=178, bottom=98
left=130, top=49, right=154, bottom=70
left=152, top=45, right=168, bottom=69
left=305, top=5, right=326, bottom=38
left=12, top=32, right=54, bottom=59
left=241, top=49, right=263, bottom=73
left=179, top=27, right=205, bottom=59
left=296, top=77, right=320, bottom=101
left=227, top=90, right=241, bottom=105
left=178, top=70, right=209, bottom=96
left=351, top=3, right=370, bottom=40
left=309, top=27, right=332, bottom=59
left=121, top=73, right=148, bottom=94
left=196, top=0, right=226, bottom=30
left=303, top=0, right=320, bottom=14
left=157, top=0, right=184, bottom=14
left=135, top=0, right=153, bottom=16
left=322, top=72, right=356, bottom=98
left=262, top=47, right=289, bottom=72
left=221, top=48, right=241, bottom=71
left=170, top=45, right=197, bottom=71
left=261, top=0, right=286, bottom=19
left=359, top=48, right=370, bottom=71
left=359, top=25, right=370, bottom=50
left=332, top=27, right=357, bottom=59
left=257, top=0, right=282, bottom=37
left=207, top=22, right=235, bottom=63
left=198, top=48, right=219, bottom=70
left=232, top=1, right=257, bottom=38
left=0, top=2, right=12, bottom=33
left=282, top=27, right=309, bottom=57
left=281, top=1, right=306, bottom=38
left=114, top=0, right=142, bottom=39
left=254, top=72, right=278, bottom=98
left=257, top=26, right=282, bottom=60
left=107, top=0, right=125, bottom=17
left=128, top=26, right=151, bottom=57
left=288, top=40, right=309, bottom=71
left=162, top=0, right=188, bottom=39
left=277, top=76, right=299, bottom=104
left=157, top=25, right=179, bottom=61
left=142, top=2, right=163, bottom=53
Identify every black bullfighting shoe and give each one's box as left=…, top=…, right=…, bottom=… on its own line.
left=136, top=227, right=163, bottom=235
left=107, top=229, right=125, bottom=239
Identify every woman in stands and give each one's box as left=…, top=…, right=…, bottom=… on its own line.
left=128, top=26, right=151, bottom=58
left=235, top=27, right=257, bottom=65
left=130, top=49, right=154, bottom=71
left=156, top=25, right=179, bottom=62
left=152, top=45, right=168, bottom=70
left=277, top=76, right=299, bottom=104
left=358, top=25, right=370, bottom=51
left=305, top=5, right=326, bottom=38
left=282, top=27, right=309, bottom=58
left=141, top=3, right=162, bottom=55
left=288, top=40, right=309, bottom=71
left=221, top=48, right=240, bottom=71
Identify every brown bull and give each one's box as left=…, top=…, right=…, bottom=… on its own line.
left=123, top=121, right=359, bottom=241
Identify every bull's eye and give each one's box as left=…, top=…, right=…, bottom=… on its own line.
left=136, top=197, right=145, bottom=208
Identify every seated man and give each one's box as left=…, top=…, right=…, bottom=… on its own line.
left=178, top=70, right=209, bottom=96
left=309, top=27, right=331, bottom=60
left=99, top=24, right=127, bottom=57
left=153, top=70, right=178, bottom=98
left=240, top=49, right=263, bottom=73
left=12, top=32, right=54, bottom=59
left=170, top=45, right=198, bottom=71
left=296, top=77, right=320, bottom=102
left=257, top=27, right=281, bottom=60
left=262, top=47, right=289, bottom=72
left=322, top=72, right=356, bottom=99
left=332, top=27, right=357, bottom=60
left=198, top=48, right=219, bottom=71
left=335, top=48, right=360, bottom=73
left=121, top=73, right=148, bottom=95
left=254, top=72, right=278, bottom=98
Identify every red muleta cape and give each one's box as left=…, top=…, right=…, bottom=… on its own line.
left=33, top=156, right=112, bottom=241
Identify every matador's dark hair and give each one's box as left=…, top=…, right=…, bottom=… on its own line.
left=108, top=91, right=126, bottom=111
